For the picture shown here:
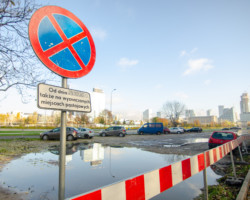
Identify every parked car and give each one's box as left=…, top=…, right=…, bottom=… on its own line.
left=163, top=127, right=170, bottom=134
left=230, top=127, right=241, bottom=130
left=40, top=127, right=79, bottom=141
left=208, top=131, right=238, bottom=149
left=137, top=123, right=164, bottom=135
left=179, top=127, right=186, bottom=132
left=49, top=143, right=79, bottom=155
left=186, top=127, right=203, bottom=133
left=100, top=126, right=126, bottom=137
left=222, top=128, right=230, bottom=130
left=78, top=128, right=94, bottom=139
left=169, top=127, right=184, bottom=134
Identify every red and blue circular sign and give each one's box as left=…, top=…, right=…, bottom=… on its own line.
left=29, top=6, right=96, bottom=78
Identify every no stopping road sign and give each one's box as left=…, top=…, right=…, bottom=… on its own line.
left=29, top=6, right=96, bottom=78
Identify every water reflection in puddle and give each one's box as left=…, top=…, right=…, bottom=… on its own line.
left=0, top=143, right=220, bottom=200
left=185, top=138, right=209, bottom=143
left=164, top=138, right=209, bottom=148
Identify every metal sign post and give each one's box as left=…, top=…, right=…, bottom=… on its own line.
left=59, top=77, right=67, bottom=200
left=29, top=6, right=96, bottom=200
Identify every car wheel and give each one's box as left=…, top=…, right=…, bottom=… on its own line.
left=42, top=135, right=49, bottom=141
left=101, top=133, right=106, bottom=137
left=119, top=133, right=124, bottom=137
left=139, top=131, right=143, bottom=135
left=157, top=131, right=161, bottom=135
left=84, top=134, right=89, bottom=139
left=177, top=131, right=180, bottom=134
left=67, top=135, right=74, bottom=141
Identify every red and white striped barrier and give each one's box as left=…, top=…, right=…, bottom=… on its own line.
left=67, top=135, right=250, bottom=200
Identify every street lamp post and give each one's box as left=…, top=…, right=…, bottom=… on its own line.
left=110, top=89, right=116, bottom=123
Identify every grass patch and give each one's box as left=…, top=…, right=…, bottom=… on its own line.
left=195, top=154, right=250, bottom=200
left=0, top=139, right=45, bottom=158
left=0, top=148, right=7, bottom=153
left=0, top=133, right=40, bottom=138
left=0, top=130, right=42, bottom=134
left=0, top=130, right=42, bottom=133
left=206, top=184, right=237, bottom=200
left=0, top=138, right=40, bottom=142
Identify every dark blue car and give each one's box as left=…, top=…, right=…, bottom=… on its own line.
left=138, top=123, right=164, bottom=135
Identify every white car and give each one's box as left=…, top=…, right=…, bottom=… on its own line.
left=169, top=127, right=184, bottom=134
left=77, top=128, right=95, bottom=139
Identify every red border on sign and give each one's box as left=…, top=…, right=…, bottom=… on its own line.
left=29, top=6, right=96, bottom=78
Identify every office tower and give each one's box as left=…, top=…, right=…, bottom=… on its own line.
left=240, top=93, right=249, bottom=114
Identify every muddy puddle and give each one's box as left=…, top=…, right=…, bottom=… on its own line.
left=0, top=142, right=220, bottom=200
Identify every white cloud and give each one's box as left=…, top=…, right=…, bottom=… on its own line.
left=180, top=48, right=198, bottom=57
left=183, top=58, right=214, bottom=76
left=90, top=27, right=107, bottom=40
left=117, top=57, right=139, bottom=68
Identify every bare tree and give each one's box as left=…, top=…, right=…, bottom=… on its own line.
left=0, top=0, right=56, bottom=102
left=98, top=109, right=113, bottom=125
left=162, top=101, right=186, bottom=127
left=75, top=113, right=89, bottom=125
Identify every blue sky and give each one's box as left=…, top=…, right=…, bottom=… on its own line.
left=1, top=0, right=250, bottom=119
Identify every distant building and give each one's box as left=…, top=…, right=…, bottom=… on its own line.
left=240, top=93, right=250, bottom=122
left=143, top=109, right=152, bottom=122
left=218, top=105, right=224, bottom=117
left=185, top=110, right=195, bottom=118
left=207, top=109, right=212, bottom=116
left=240, top=113, right=250, bottom=122
left=219, top=107, right=236, bottom=122
left=240, top=93, right=249, bottom=113
left=89, top=88, right=105, bottom=120
left=188, top=116, right=218, bottom=125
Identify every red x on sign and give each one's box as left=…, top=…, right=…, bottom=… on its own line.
left=29, top=6, right=96, bottom=78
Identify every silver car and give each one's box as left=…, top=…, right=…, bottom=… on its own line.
left=169, top=127, right=184, bottom=134
left=78, top=128, right=94, bottom=139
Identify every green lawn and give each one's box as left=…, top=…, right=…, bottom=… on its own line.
left=0, top=130, right=42, bottom=136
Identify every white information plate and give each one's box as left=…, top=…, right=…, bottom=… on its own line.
left=37, top=83, right=91, bottom=112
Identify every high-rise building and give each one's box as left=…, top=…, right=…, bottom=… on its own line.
left=143, top=109, right=152, bottom=122
left=89, top=88, right=105, bottom=120
left=240, top=93, right=249, bottom=114
left=240, top=93, right=250, bottom=122
left=219, top=107, right=236, bottom=122
left=218, top=105, right=224, bottom=117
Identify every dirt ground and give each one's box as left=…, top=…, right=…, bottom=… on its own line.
left=0, top=133, right=248, bottom=200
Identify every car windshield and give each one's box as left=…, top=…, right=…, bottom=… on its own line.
left=212, top=132, right=234, bottom=140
